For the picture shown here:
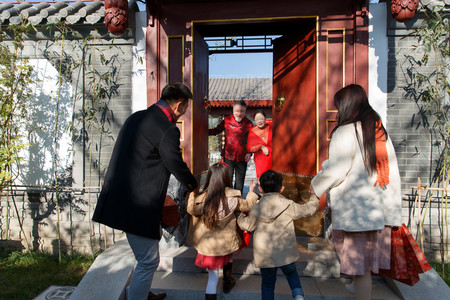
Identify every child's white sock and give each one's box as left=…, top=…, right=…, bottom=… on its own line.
left=206, top=269, right=219, bottom=294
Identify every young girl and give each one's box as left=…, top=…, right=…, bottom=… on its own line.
left=187, top=162, right=258, bottom=300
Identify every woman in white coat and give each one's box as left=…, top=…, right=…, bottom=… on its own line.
left=310, top=84, right=402, bottom=300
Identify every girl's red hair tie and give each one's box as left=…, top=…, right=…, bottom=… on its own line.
left=218, top=161, right=229, bottom=168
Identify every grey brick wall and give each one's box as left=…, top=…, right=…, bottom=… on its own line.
left=0, top=28, right=133, bottom=254
left=386, top=4, right=449, bottom=260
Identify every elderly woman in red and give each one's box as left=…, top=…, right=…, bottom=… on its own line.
left=246, top=110, right=273, bottom=181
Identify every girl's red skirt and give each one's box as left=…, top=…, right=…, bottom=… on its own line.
left=194, top=253, right=233, bottom=270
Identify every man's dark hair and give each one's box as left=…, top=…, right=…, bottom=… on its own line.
left=233, top=100, right=247, bottom=109
left=161, top=82, right=193, bottom=105
left=259, top=170, right=283, bottom=193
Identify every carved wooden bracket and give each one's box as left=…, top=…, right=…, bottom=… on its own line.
left=105, top=0, right=129, bottom=35
left=391, top=0, right=419, bottom=23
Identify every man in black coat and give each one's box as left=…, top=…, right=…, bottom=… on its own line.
left=93, top=82, right=198, bottom=300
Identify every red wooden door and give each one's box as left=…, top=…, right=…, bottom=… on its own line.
left=272, top=27, right=317, bottom=176
left=272, top=26, right=321, bottom=236
left=191, top=28, right=209, bottom=175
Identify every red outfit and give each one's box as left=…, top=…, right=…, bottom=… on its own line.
left=246, top=123, right=272, bottom=179
left=194, top=253, right=233, bottom=270
left=209, top=115, right=253, bottom=162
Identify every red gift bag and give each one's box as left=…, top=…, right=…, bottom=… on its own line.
left=242, top=231, right=251, bottom=247
left=375, top=223, right=432, bottom=286
left=162, top=195, right=179, bottom=227
left=237, top=212, right=252, bottom=249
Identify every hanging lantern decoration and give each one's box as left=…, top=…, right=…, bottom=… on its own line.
left=105, top=0, right=129, bottom=35
left=391, top=0, right=419, bottom=23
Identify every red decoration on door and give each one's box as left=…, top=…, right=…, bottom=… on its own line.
left=391, top=0, right=419, bottom=23
left=105, top=0, right=129, bottom=35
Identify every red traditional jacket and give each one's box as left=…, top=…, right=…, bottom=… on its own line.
left=209, top=115, right=253, bottom=162
left=246, top=122, right=273, bottom=179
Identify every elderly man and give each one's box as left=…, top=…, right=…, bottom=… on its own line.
left=209, top=100, right=253, bottom=193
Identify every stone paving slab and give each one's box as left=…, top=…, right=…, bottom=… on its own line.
left=35, top=238, right=447, bottom=300
left=33, top=286, right=76, bottom=300
left=150, top=271, right=402, bottom=300
left=384, top=268, right=450, bottom=300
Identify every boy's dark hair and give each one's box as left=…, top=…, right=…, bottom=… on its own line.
left=259, top=170, right=283, bottom=193
left=161, top=82, right=192, bottom=105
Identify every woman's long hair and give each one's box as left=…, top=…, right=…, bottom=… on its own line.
left=332, top=84, right=387, bottom=175
left=201, top=163, right=232, bottom=229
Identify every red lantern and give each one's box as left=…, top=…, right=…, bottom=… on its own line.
left=391, top=0, right=419, bottom=23
left=105, top=0, right=129, bottom=35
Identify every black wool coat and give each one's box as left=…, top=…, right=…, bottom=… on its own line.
left=92, top=104, right=198, bottom=239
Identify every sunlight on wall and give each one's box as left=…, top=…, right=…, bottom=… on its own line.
left=132, top=11, right=147, bottom=113
left=369, top=3, right=388, bottom=125
left=17, top=59, right=73, bottom=186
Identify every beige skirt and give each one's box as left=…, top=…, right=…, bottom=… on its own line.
left=333, top=226, right=391, bottom=276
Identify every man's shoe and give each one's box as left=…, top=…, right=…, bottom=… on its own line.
left=148, top=291, right=167, bottom=300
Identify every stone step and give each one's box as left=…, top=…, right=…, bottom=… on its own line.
left=150, top=271, right=401, bottom=300
left=66, top=236, right=447, bottom=300
left=69, top=238, right=134, bottom=300
left=158, top=237, right=340, bottom=278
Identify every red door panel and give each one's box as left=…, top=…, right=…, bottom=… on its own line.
left=272, top=27, right=317, bottom=176
left=191, top=28, right=209, bottom=175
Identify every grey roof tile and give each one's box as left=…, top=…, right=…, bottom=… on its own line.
left=1, top=2, right=32, bottom=20
left=209, top=78, right=272, bottom=101
left=0, top=3, right=14, bottom=14
left=60, top=1, right=85, bottom=18
left=80, top=1, right=103, bottom=17
left=1, top=1, right=104, bottom=27
left=66, top=1, right=103, bottom=24
left=20, top=3, right=50, bottom=19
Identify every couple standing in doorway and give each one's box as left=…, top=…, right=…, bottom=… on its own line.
left=209, top=100, right=273, bottom=191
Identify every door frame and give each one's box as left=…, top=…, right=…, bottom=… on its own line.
left=190, top=15, right=320, bottom=171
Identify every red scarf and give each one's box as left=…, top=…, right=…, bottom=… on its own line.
left=374, top=121, right=389, bottom=188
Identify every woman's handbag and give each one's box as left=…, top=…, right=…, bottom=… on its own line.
left=374, top=223, right=432, bottom=286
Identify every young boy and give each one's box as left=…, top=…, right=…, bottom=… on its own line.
left=238, top=170, right=319, bottom=300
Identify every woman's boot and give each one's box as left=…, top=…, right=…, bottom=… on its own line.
left=205, top=294, right=217, bottom=300
left=222, top=263, right=236, bottom=293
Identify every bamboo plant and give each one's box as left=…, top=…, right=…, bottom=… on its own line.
left=403, top=5, right=449, bottom=271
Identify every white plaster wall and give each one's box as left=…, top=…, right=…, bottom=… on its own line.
left=132, top=11, right=148, bottom=113
left=17, top=59, right=73, bottom=186
left=368, top=3, right=388, bottom=125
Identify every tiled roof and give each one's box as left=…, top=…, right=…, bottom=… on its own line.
left=209, top=99, right=272, bottom=108
left=209, top=77, right=272, bottom=104
left=0, top=1, right=105, bottom=27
